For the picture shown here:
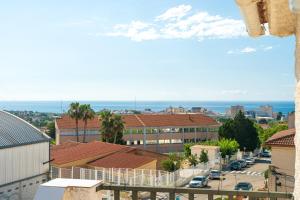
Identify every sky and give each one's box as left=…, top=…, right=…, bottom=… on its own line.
left=0, top=0, right=296, bottom=101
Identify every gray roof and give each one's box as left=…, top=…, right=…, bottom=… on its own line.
left=0, top=111, right=50, bottom=149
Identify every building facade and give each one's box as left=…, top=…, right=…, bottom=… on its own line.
left=266, top=129, right=295, bottom=193
left=226, top=105, right=245, bottom=118
left=0, top=111, right=50, bottom=200
left=55, top=114, right=220, bottom=153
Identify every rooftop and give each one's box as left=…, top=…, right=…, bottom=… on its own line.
left=265, top=128, right=295, bottom=147
left=88, top=152, right=155, bottom=169
left=42, top=178, right=101, bottom=188
left=51, top=141, right=131, bottom=165
left=56, top=113, right=219, bottom=130
left=51, top=141, right=162, bottom=169
left=0, top=110, right=50, bottom=149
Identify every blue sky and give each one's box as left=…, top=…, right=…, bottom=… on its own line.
left=0, top=0, right=295, bottom=101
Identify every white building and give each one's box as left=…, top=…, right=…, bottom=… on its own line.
left=0, top=111, right=50, bottom=200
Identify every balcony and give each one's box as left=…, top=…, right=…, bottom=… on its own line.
left=96, top=184, right=293, bottom=200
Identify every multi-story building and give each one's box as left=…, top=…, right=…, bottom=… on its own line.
left=55, top=114, right=220, bottom=153
left=258, top=105, right=273, bottom=118
left=165, top=106, right=186, bottom=114
left=0, top=111, right=50, bottom=200
left=226, top=105, right=244, bottom=118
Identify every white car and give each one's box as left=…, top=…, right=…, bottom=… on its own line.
left=245, top=158, right=255, bottom=165
left=189, top=176, right=208, bottom=188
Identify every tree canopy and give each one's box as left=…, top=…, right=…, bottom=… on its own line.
left=67, top=102, right=83, bottom=142
left=199, top=150, right=209, bottom=163
left=80, top=104, right=95, bottom=143
left=218, top=111, right=259, bottom=151
left=256, top=122, right=288, bottom=147
left=99, top=110, right=125, bottom=144
left=161, top=153, right=182, bottom=172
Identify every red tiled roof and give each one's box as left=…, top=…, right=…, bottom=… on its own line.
left=51, top=141, right=130, bottom=165
left=265, top=128, right=295, bottom=147
left=56, top=114, right=219, bottom=130
left=88, top=152, right=155, bottom=169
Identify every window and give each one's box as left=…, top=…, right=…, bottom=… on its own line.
left=146, top=140, right=157, bottom=144
left=171, top=139, right=182, bottom=144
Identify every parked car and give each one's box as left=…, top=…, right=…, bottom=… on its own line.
left=234, top=182, right=253, bottom=191
left=189, top=176, right=208, bottom=188
left=260, top=151, right=271, bottom=158
left=245, top=157, right=255, bottom=165
left=237, top=159, right=247, bottom=168
left=229, top=161, right=242, bottom=170
left=209, top=170, right=222, bottom=180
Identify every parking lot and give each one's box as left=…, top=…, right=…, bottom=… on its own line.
left=179, top=158, right=270, bottom=200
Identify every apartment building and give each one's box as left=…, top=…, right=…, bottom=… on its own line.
left=55, top=114, right=220, bottom=153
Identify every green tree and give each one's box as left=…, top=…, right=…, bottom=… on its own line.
left=80, top=104, right=95, bottom=143
left=218, top=138, right=239, bottom=159
left=67, top=102, right=83, bottom=142
left=100, top=110, right=125, bottom=144
left=46, top=121, right=56, bottom=139
left=161, top=153, right=182, bottom=172
left=199, top=150, right=209, bottom=163
left=276, top=112, right=283, bottom=121
left=183, top=143, right=192, bottom=158
left=257, top=123, right=288, bottom=146
left=188, top=154, right=198, bottom=167
left=219, top=111, right=259, bottom=151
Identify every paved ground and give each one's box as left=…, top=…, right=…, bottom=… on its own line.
left=177, top=159, right=270, bottom=200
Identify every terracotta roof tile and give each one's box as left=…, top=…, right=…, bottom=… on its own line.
left=265, top=129, right=295, bottom=147
left=56, top=114, right=219, bottom=130
left=51, top=141, right=130, bottom=165
left=88, top=152, right=155, bottom=169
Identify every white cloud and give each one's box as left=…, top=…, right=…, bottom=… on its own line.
left=241, top=47, right=256, bottom=53
left=227, top=45, right=274, bottom=55
left=107, top=21, right=160, bottom=42
left=105, top=5, right=247, bottom=42
left=263, top=46, right=273, bottom=51
left=155, top=5, right=192, bottom=21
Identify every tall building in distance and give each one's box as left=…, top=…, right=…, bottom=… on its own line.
left=226, top=105, right=245, bottom=118
left=258, top=105, right=273, bottom=118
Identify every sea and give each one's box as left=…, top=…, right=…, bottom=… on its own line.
left=0, top=101, right=295, bottom=115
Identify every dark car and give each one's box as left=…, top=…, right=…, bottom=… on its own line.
left=229, top=161, right=242, bottom=170
left=209, top=170, right=222, bottom=180
left=237, top=159, right=247, bottom=168
left=234, top=182, right=253, bottom=191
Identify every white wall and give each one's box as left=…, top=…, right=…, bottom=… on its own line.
left=0, top=142, right=49, bottom=186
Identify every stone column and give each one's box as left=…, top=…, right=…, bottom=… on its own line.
left=294, top=14, right=300, bottom=200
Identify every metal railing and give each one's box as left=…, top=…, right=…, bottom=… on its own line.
left=50, top=162, right=213, bottom=187
left=96, top=184, right=293, bottom=200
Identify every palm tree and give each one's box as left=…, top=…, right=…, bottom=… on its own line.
left=67, top=102, right=83, bottom=142
left=112, top=114, right=124, bottom=144
left=81, top=104, right=95, bottom=143
left=99, top=110, right=124, bottom=144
